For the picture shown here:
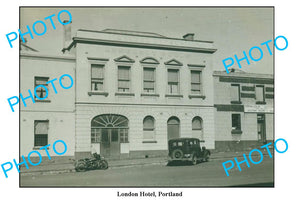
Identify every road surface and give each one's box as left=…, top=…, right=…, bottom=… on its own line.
left=20, top=156, right=274, bottom=187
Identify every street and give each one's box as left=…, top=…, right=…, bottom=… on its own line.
left=20, top=156, right=274, bottom=187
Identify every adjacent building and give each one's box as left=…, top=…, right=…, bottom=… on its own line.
left=213, top=69, right=274, bottom=152
left=20, top=46, right=76, bottom=159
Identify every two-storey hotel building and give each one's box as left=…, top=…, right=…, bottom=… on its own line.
left=21, top=28, right=217, bottom=159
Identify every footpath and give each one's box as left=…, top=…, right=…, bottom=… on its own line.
left=20, top=150, right=274, bottom=176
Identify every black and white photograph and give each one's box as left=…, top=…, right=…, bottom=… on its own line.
left=2, top=1, right=300, bottom=212
left=18, top=7, right=274, bottom=187
left=16, top=7, right=274, bottom=187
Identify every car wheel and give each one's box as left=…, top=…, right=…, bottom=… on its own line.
left=191, top=154, right=197, bottom=165
left=204, top=151, right=210, bottom=162
left=172, top=149, right=183, bottom=159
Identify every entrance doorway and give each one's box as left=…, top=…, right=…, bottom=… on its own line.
left=257, top=114, right=266, bottom=143
left=91, top=114, right=128, bottom=158
left=167, top=116, right=180, bottom=140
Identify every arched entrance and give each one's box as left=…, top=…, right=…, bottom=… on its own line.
left=91, top=114, right=128, bottom=158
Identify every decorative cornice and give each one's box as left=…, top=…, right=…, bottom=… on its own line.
left=78, top=29, right=214, bottom=43
left=21, top=53, right=75, bottom=62
left=188, top=64, right=206, bottom=68
left=87, top=57, right=109, bottom=61
left=68, top=37, right=217, bottom=54
left=218, top=76, right=274, bottom=84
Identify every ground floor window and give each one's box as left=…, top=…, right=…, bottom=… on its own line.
left=231, top=114, right=242, bottom=134
left=91, top=128, right=101, bottom=143
left=119, top=129, right=129, bottom=143
left=34, top=120, right=49, bottom=147
left=143, top=116, right=155, bottom=140
left=192, top=116, right=203, bottom=140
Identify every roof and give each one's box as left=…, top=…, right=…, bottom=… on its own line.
left=100, top=28, right=167, bottom=38
left=213, top=70, right=273, bottom=79
left=76, top=28, right=214, bottom=43
left=20, top=42, right=38, bottom=52
left=21, top=52, right=75, bottom=62
left=168, top=138, right=200, bottom=142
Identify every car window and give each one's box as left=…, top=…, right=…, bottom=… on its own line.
left=178, top=142, right=183, bottom=146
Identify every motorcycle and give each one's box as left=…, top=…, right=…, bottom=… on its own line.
left=75, top=153, right=108, bottom=172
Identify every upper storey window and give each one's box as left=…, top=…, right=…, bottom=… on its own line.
left=167, top=69, right=179, bottom=94
left=114, top=55, right=135, bottom=96
left=87, top=57, right=109, bottom=96
left=140, top=57, right=159, bottom=97
left=143, top=67, right=155, bottom=93
left=91, top=64, right=104, bottom=91
left=230, top=84, right=241, bottom=104
left=118, top=66, right=131, bottom=92
left=187, top=64, right=205, bottom=99
left=256, top=85, right=265, bottom=104
left=34, top=77, right=49, bottom=101
left=191, top=71, right=202, bottom=94
left=165, top=59, right=183, bottom=96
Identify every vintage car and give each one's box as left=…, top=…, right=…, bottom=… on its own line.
left=168, top=138, right=211, bottom=165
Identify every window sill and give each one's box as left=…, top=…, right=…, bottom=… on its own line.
left=231, top=101, right=242, bottom=104
left=231, top=130, right=243, bottom=134
left=33, top=146, right=49, bottom=150
left=141, top=93, right=160, bottom=97
left=35, top=100, right=51, bottom=103
left=256, top=101, right=266, bottom=105
left=165, top=94, right=183, bottom=98
left=189, top=94, right=206, bottom=99
left=142, top=140, right=157, bottom=143
left=88, top=91, right=109, bottom=97
left=115, top=92, right=135, bottom=96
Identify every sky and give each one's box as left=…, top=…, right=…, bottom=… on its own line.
left=20, top=7, right=273, bottom=74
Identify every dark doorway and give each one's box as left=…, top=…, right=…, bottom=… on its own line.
left=167, top=116, right=180, bottom=140
left=91, top=114, right=128, bottom=158
left=257, top=114, right=266, bottom=143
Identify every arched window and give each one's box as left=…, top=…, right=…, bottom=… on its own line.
left=192, top=116, right=203, bottom=140
left=167, top=116, right=180, bottom=140
left=91, top=114, right=128, bottom=128
left=143, top=116, right=155, bottom=140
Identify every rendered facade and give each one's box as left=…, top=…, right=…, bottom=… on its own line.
left=20, top=28, right=217, bottom=159
left=67, top=29, right=217, bottom=159
left=20, top=52, right=76, bottom=159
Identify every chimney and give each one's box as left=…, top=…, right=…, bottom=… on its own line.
left=183, top=33, right=194, bottom=41
left=63, top=20, right=72, bottom=49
